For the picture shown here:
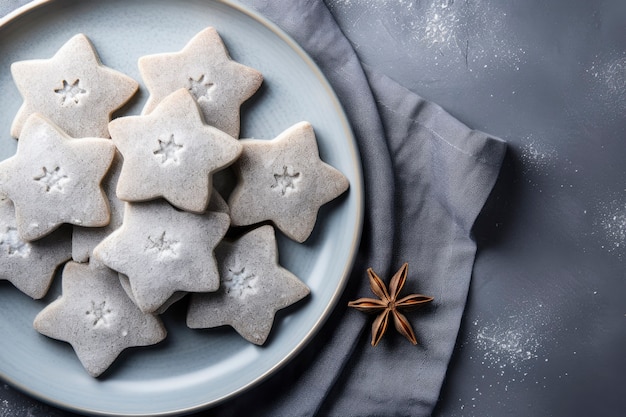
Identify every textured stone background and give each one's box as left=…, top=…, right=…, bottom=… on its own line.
left=2, top=1, right=625, bottom=416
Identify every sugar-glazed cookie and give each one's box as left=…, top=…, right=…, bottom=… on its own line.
left=93, top=200, right=230, bottom=314
left=0, top=114, right=115, bottom=241
left=109, top=89, right=242, bottom=213
left=228, top=121, right=349, bottom=242
left=0, top=197, right=71, bottom=299
left=115, top=189, right=230, bottom=314
left=139, top=27, right=263, bottom=138
left=187, top=225, right=310, bottom=345
left=11, top=34, right=138, bottom=139
left=33, top=261, right=166, bottom=377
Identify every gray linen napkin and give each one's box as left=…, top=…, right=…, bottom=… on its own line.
left=210, top=1, right=507, bottom=416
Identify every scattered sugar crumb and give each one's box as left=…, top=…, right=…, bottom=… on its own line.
left=473, top=311, right=542, bottom=376
left=0, top=385, right=64, bottom=417
left=584, top=52, right=626, bottom=119
left=586, top=54, right=626, bottom=100
left=414, top=0, right=527, bottom=73
left=327, top=0, right=527, bottom=75
left=593, top=198, right=626, bottom=257
left=453, top=301, right=569, bottom=415
left=520, top=136, right=557, bottom=173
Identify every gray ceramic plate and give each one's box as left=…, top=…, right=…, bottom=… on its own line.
left=0, top=0, right=363, bottom=415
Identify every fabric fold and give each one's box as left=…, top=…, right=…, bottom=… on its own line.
left=318, top=68, right=506, bottom=416
left=210, top=1, right=507, bottom=417
left=364, top=69, right=506, bottom=233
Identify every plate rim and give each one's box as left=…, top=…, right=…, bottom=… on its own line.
left=0, top=0, right=364, bottom=415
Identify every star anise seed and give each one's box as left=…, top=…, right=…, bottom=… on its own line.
left=348, top=263, right=433, bottom=347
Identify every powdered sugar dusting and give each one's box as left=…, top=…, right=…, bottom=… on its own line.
left=594, top=198, right=626, bottom=257
left=419, top=0, right=526, bottom=73
left=452, top=302, right=571, bottom=415
left=520, top=135, right=557, bottom=173
left=472, top=304, right=545, bottom=376
left=415, top=0, right=526, bottom=71
left=519, top=134, right=558, bottom=193
left=584, top=52, right=626, bottom=119
left=587, top=54, right=626, bottom=100
left=1, top=384, right=64, bottom=417
left=327, top=0, right=527, bottom=75
left=476, top=325, right=539, bottom=371
left=421, top=0, right=459, bottom=49
left=604, top=56, right=626, bottom=96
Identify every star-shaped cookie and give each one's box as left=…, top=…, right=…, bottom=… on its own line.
left=109, top=89, right=242, bottom=213
left=0, top=197, right=71, bottom=299
left=228, top=121, right=350, bottom=242
left=0, top=114, right=115, bottom=241
left=93, top=200, right=230, bottom=313
left=139, top=27, right=263, bottom=138
left=33, top=261, right=167, bottom=377
left=10, top=33, right=138, bottom=139
left=116, top=189, right=230, bottom=315
left=187, top=225, right=310, bottom=345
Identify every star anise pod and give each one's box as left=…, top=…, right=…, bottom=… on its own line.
left=348, top=263, right=433, bottom=346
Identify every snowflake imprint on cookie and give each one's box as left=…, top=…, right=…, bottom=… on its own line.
left=10, top=33, right=138, bottom=138
left=33, top=166, right=69, bottom=193
left=139, top=27, right=263, bottom=138
left=224, top=266, right=258, bottom=298
left=188, top=74, right=215, bottom=102
left=110, top=89, right=242, bottom=213
left=271, top=166, right=301, bottom=196
left=145, top=231, right=180, bottom=259
left=0, top=197, right=71, bottom=299
left=54, top=79, right=87, bottom=106
left=153, top=134, right=184, bottom=165
left=85, top=300, right=113, bottom=328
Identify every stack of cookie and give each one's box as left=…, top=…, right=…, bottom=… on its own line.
left=0, top=28, right=349, bottom=377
